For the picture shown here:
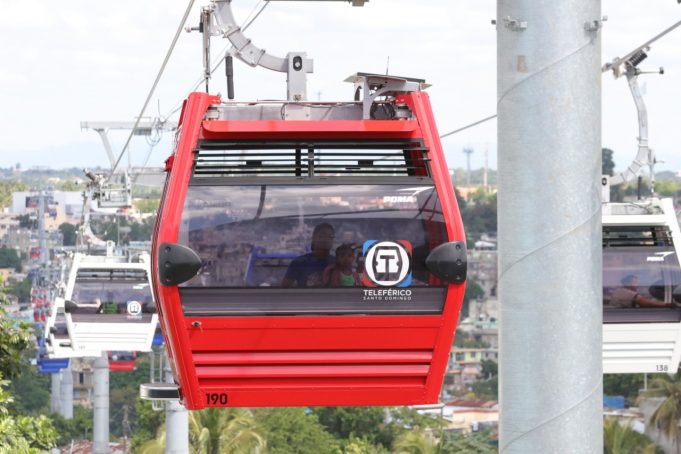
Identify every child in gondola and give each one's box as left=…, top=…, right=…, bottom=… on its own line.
left=324, top=244, right=360, bottom=287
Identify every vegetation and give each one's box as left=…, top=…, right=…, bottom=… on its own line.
left=0, top=281, right=59, bottom=452
left=58, top=222, right=78, bottom=246
left=603, top=374, right=645, bottom=402
left=0, top=247, right=22, bottom=272
left=645, top=374, right=681, bottom=453
left=603, top=417, right=660, bottom=454
left=0, top=180, right=28, bottom=208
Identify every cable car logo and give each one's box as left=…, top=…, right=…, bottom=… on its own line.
left=647, top=251, right=675, bottom=262
left=127, top=301, right=142, bottom=316
left=362, top=240, right=412, bottom=287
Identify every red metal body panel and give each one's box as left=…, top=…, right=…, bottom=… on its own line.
left=109, top=360, right=136, bottom=372
left=152, top=91, right=466, bottom=409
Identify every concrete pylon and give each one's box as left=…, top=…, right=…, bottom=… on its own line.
left=50, top=372, right=61, bottom=414
left=60, top=366, right=73, bottom=419
left=164, top=363, right=188, bottom=453
left=92, top=354, right=110, bottom=454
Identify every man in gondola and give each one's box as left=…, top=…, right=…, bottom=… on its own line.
left=611, top=274, right=674, bottom=309
left=282, top=223, right=335, bottom=287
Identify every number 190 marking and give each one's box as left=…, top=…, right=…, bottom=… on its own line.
left=206, top=392, right=228, bottom=405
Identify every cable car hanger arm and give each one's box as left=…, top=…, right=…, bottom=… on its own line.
left=602, top=18, right=681, bottom=192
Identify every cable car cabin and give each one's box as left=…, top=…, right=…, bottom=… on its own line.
left=152, top=74, right=467, bottom=409
left=108, top=352, right=138, bottom=372
left=45, top=298, right=101, bottom=358
left=62, top=252, right=158, bottom=354
left=603, top=198, right=681, bottom=374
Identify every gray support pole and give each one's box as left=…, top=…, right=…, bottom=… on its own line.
left=164, top=361, right=189, bottom=454
left=60, top=366, right=73, bottom=419
left=51, top=372, right=61, bottom=414
left=497, top=1, right=602, bottom=452
left=93, top=354, right=110, bottom=454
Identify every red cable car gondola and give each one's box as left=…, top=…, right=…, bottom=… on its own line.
left=152, top=74, right=467, bottom=409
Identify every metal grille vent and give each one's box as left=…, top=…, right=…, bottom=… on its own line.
left=75, top=268, right=148, bottom=281
left=192, top=140, right=430, bottom=178
left=603, top=226, right=674, bottom=248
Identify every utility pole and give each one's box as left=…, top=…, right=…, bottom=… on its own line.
left=93, top=353, right=110, bottom=454
left=497, top=1, right=602, bottom=452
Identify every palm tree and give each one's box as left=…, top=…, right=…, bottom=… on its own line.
left=188, top=407, right=265, bottom=454
left=393, top=430, right=438, bottom=454
left=138, top=427, right=167, bottom=454
left=603, top=417, right=659, bottom=454
left=645, top=374, right=681, bottom=454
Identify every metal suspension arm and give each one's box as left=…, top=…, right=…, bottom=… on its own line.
left=608, top=70, right=654, bottom=186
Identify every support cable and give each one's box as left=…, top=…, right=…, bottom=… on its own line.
left=439, top=114, right=497, bottom=139
left=108, top=0, right=196, bottom=181
left=162, top=1, right=271, bottom=121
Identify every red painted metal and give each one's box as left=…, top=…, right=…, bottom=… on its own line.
left=108, top=352, right=137, bottom=372
left=152, top=91, right=466, bottom=409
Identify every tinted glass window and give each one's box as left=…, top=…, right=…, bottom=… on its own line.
left=70, top=278, right=153, bottom=317
left=603, top=245, right=681, bottom=323
left=180, top=184, right=446, bottom=289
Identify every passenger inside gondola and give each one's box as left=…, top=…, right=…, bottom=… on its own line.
left=610, top=274, right=674, bottom=309
left=323, top=244, right=360, bottom=287
left=282, top=223, right=335, bottom=288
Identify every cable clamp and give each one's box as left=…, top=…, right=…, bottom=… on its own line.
left=503, top=16, right=527, bottom=32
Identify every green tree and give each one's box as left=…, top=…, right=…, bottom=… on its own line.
left=0, top=376, right=59, bottom=453
left=0, top=180, right=27, bottom=209
left=131, top=399, right=164, bottom=451
left=314, top=406, right=385, bottom=445
left=342, top=436, right=389, bottom=454
left=470, top=377, right=498, bottom=401
left=134, top=199, right=160, bottom=215
left=480, top=359, right=498, bottom=379
left=0, top=285, right=31, bottom=380
left=603, top=417, right=660, bottom=454
left=51, top=406, right=93, bottom=446
left=8, top=369, right=50, bottom=415
left=645, top=374, right=681, bottom=454
left=0, top=283, right=59, bottom=452
left=255, top=407, right=338, bottom=454
left=58, top=222, right=77, bottom=246
left=393, top=430, right=438, bottom=454
left=461, top=279, right=484, bottom=319
left=0, top=247, right=21, bottom=272
left=8, top=279, right=31, bottom=303
left=441, top=430, right=497, bottom=453
left=189, top=407, right=264, bottom=454
left=603, top=148, right=616, bottom=177
left=603, top=374, right=644, bottom=402
left=57, top=180, right=81, bottom=191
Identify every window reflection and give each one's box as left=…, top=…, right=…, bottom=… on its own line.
left=179, top=184, right=446, bottom=288
left=603, top=247, right=681, bottom=309
left=71, top=281, right=153, bottom=314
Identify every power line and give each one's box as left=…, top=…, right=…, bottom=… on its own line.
left=109, top=0, right=196, bottom=181
left=439, top=114, right=496, bottom=139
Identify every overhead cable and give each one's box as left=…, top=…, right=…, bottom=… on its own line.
left=163, top=1, right=272, bottom=121
left=440, top=114, right=497, bottom=139
left=109, top=0, right=196, bottom=181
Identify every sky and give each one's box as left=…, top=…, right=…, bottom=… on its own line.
left=0, top=1, right=680, bottom=175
